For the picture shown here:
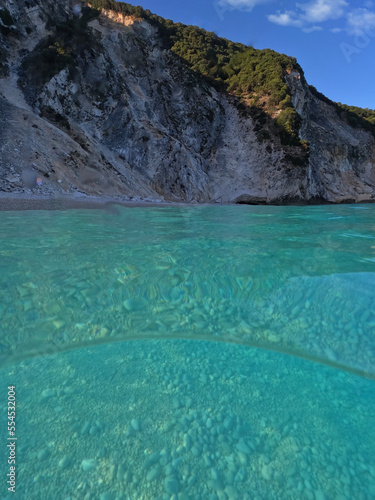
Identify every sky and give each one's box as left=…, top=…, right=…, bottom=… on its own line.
left=124, top=0, right=375, bottom=110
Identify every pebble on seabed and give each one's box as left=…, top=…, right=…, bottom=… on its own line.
left=164, top=476, right=180, bottom=494
left=131, top=419, right=141, bottom=431
left=37, top=448, right=50, bottom=461
left=58, top=456, right=72, bottom=469
left=7, top=324, right=375, bottom=500
left=81, top=459, right=98, bottom=472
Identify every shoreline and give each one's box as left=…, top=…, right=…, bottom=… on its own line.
left=0, top=192, right=374, bottom=212
left=0, top=192, right=192, bottom=211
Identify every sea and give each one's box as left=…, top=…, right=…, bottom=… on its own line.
left=0, top=204, right=374, bottom=499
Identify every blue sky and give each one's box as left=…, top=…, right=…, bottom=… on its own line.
left=124, top=0, right=375, bottom=109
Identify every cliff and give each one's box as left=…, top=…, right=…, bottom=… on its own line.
left=0, top=0, right=374, bottom=204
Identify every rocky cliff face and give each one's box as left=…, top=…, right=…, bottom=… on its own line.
left=0, top=0, right=374, bottom=203
left=287, top=71, right=375, bottom=203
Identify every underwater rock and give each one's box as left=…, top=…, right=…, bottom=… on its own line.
left=37, top=448, right=50, bottom=461
left=236, top=438, right=251, bottom=454
left=81, top=459, right=98, bottom=472
left=58, top=455, right=72, bottom=469
left=146, top=465, right=161, bottom=482
left=164, top=475, right=180, bottom=495
left=40, top=388, right=56, bottom=401
left=130, top=419, right=141, bottom=431
left=123, top=299, right=143, bottom=312
left=261, top=464, right=273, bottom=480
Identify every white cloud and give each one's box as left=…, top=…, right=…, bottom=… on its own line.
left=297, top=0, right=348, bottom=23
left=268, top=0, right=348, bottom=30
left=219, top=0, right=375, bottom=39
left=268, top=11, right=303, bottom=27
left=302, top=25, right=324, bottom=32
left=217, top=0, right=272, bottom=11
left=347, top=8, right=375, bottom=35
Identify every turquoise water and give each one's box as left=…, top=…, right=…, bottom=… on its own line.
left=0, top=205, right=374, bottom=375
left=1, top=340, right=375, bottom=499
left=0, top=204, right=375, bottom=499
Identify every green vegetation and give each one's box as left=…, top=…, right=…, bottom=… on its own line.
left=275, top=107, right=302, bottom=144
left=19, top=7, right=101, bottom=92
left=338, top=104, right=375, bottom=125
left=336, top=103, right=375, bottom=134
left=159, top=26, right=244, bottom=81
left=309, top=85, right=375, bottom=136
left=224, top=49, right=294, bottom=104
left=0, top=8, right=14, bottom=26
left=87, top=1, right=302, bottom=145
left=20, top=0, right=375, bottom=147
left=20, top=40, right=74, bottom=90
left=90, top=0, right=145, bottom=18
left=0, top=8, right=15, bottom=35
left=25, top=46, right=74, bottom=83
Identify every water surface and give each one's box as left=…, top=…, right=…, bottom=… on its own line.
left=0, top=204, right=374, bottom=376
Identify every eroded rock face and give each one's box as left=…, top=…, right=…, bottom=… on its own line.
left=287, top=71, right=375, bottom=203
left=0, top=0, right=374, bottom=203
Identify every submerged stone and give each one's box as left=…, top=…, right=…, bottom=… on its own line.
left=81, top=459, right=97, bottom=472
left=164, top=476, right=180, bottom=494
